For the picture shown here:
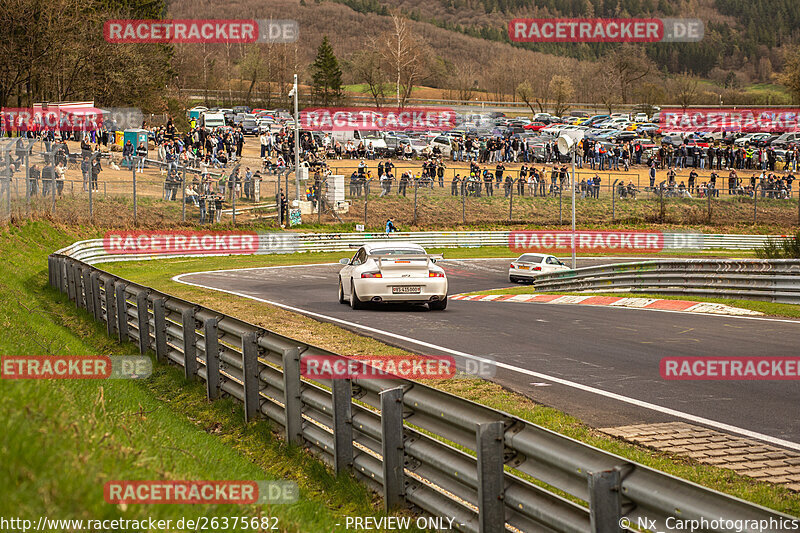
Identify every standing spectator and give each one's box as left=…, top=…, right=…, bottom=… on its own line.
left=122, top=140, right=134, bottom=169
left=81, top=156, right=91, bottom=192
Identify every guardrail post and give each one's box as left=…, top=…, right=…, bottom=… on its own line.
left=282, top=347, right=303, bottom=445
left=204, top=317, right=221, bottom=400
left=66, top=261, right=76, bottom=302
left=182, top=308, right=197, bottom=379
left=90, top=272, right=102, bottom=320
left=380, top=386, right=405, bottom=512
left=136, top=290, right=149, bottom=354
left=477, top=421, right=505, bottom=533
left=104, top=277, right=115, bottom=337
left=152, top=297, right=167, bottom=363
left=77, top=266, right=88, bottom=309
left=58, top=257, right=67, bottom=294
left=588, top=469, right=623, bottom=533
left=241, top=332, right=261, bottom=424
left=332, top=377, right=354, bottom=474
left=115, top=284, right=128, bottom=342
left=82, top=267, right=93, bottom=312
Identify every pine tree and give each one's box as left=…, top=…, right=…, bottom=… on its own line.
left=311, top=36, right=343, bottom=106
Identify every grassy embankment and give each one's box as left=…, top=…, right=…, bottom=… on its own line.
left=0, top=221, right=420, bottom=532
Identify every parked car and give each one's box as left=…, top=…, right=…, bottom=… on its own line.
left=771, top=132, right=800, bottom=148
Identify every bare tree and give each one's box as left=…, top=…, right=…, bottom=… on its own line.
left=378, top=13, right=429, bottom=108
left=603, top=44, right=654, bottom=104
left=549, top=75, right=574, bottom=116
left=516, top=80, right=537, bottom=114
left=349, top=48, right=386, bottom=107
left=671, top=71, right=700, bottom=110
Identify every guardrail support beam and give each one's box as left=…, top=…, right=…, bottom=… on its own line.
left=66, top=261, right=76, bottom=302
left=588, top=469, right=623, bottom=533
left=204, top=317, right=220, bottom=400
left=152, top=297, right=167, bottom=363
left=380, top=386, right=406, bottom=512
left=241, top=332, right=261, bottom=424
left=332, top=377, right=354, bottom=474
left=135, top=290, right=149, bottom=354
left=477, top=421, right=506, bottom=533
left=282, top=347, right=303, bottom=445
left=115, top=284, right=128, bottom=342
left=90, top=272, right=102, bottom=320
left=182, top=308, right=197, bottom=379
left=103, top=277, right=115, bottom=337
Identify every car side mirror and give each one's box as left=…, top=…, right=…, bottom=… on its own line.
left=339, top=258, right=349, bottom=265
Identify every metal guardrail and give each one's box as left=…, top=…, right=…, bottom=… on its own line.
left=55, top=231, right=787, bottom=266
left=532, top=259, right=800, bottom=304
left=47, top=252, right=797, bottom=532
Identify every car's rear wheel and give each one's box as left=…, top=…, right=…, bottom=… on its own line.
left=350, top=281, right=365, bottom=310
left=338, top=278, right=347, bottom=304
left=429, top=296, right=447, bottom=311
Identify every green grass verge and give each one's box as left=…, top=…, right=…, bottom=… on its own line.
left=461, top=286, right=800, bottom=318
left=0, top=221, right=418, bottom=532
left=101, top=248, right=800, bottom=516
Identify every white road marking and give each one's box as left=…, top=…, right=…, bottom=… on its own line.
left=173, top=268, right=800, bottom=451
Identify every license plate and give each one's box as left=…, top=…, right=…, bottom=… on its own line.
left=517, top=266, right=530, bottom=270
left=392, top=286, right=421, bottom=294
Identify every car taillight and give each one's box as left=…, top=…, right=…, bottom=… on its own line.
left=429, top=271, right=445, bottom=278
left=509, top=263, right=516, bottom=269
left=532, top=266, right=542, bottom=271
left=361, top=272, right=382, bottom=278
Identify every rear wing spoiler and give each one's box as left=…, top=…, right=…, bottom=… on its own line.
left=371, top=253, right=444, bottom=268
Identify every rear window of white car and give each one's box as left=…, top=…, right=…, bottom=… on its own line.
left=518, top=254, right=544, bottom=263
left=370, top=248, right=426, bottom=256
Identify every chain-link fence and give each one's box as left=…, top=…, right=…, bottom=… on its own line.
left=0, top=138, right=285, bottom=226
left=2, top=137, right=799, bottom=228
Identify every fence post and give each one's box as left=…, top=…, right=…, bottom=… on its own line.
left=754, top=184, right=758, bottom=224
left=66, top=260, right=76, bottom=302
left=413, top=181, right=418, bottom=225
left=477, top=421, right=505, bottom=533
left=508, top=179, right=513, bottom=222
left=380, top=386, right=406, bottom=512
left=182, top=308, right=198, bottom=379
left=132, top=163, right=138, bottom=226
left=204, top=317, right=220, bottom=400
left=612, top=179, right=619, bottom=221
left=136, top=290, right=149, bottom=354
left=180, top=164, right=186, bottom=223
left=232, top=177, right=237, bottom=226
left=588, top=469, right=623, bottom=533
left=241, top=332, right=261, bottom=424
left=706, top=186, right=712, bottom=224
left=559, top=183, right=563, bottom=225
left=152, top=297, right=167, bottom=363
left=282, top=347, right=303, bottom=445
left=332, top=377, right=354, bottom=474
left=88, top=154, right=94, bottom=221
left=104, top=277, right=115, bottom=337
left=462, top=182, right=466, bottom=224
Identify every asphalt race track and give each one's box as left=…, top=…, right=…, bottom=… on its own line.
left=176, top=257, right=800, bottom=449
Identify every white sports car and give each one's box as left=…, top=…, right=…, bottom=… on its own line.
left=508, top=253, right=570, bottom=283
left=338, top=242, right=448, bottom=310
